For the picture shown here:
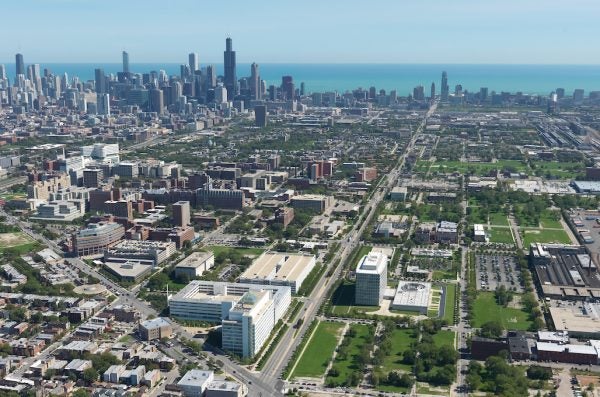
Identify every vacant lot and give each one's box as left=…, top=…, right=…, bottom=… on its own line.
left=0, top=232, right=38, bottom=254
left=291, top=321, right=344, bottom=378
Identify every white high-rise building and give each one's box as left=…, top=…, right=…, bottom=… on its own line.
left=169, top=280, right=291, bottom=358
left=222, top=290, right=276, bottom=358
left=355, top=251, right=388, bottom=306
left=97, top=93, right=110, bottom=115
left=215, top=85, right=227, bottom=104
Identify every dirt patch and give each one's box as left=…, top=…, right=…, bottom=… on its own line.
left=576, top=374, right=600, bottom=388
left=0, top=232, right=31, bottom=247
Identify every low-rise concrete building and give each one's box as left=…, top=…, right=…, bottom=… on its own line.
left=175, top=252, right=215, bottom=279
left=139, top=317, right=172, bottom=341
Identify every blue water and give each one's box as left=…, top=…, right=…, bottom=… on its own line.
left=3, top=63, right=600, bottom=96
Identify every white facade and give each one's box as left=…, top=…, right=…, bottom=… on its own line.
left=81, top=143, right=119, bottom=164
left=97, top=93, right=110, bottom=115
left=215, top=86, right=227, bottom=104
left=355, top=251, right=387, bottom=306
left=221, top=290, right=275, bottom=358
left=178, top=369, right=214, bottom=397
left=391, top=281, right=431, bottom=314
left=169, top=281, right=291, bottom=358
left=175, top=251, right=215, bottom=278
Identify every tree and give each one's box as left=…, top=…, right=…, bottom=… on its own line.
left=82, top=367, right=99, bottom=384
left=328, top=367, right=339, bottom=377
left=478, top=320, right=504, bottom=339
left=494, top=285, right=513, bottom=307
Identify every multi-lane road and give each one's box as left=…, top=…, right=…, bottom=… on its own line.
left=258, top=102, right=437, bottom=392
left=0, top=103, right=439, bottom=396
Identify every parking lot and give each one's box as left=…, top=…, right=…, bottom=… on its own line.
left=475, top=255, right=523, bottom=293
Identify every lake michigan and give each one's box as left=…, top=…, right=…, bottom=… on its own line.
left=3, top=63, right=600, bottom=96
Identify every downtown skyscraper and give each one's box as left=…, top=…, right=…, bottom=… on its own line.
left=189, top=53, right=199, bottom=73
left=441, top=71, right=449, bottom=102
left=95, top=68, right=106, bottom=94
left=223, top=37, right=237, bottom=101
left=122, top=51, right=130, bottom=74
left=250, top=62, right=261, bottom=100
left=15, top=53, right=25, bottom=77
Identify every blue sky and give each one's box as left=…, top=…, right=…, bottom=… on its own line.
left=2, top=0, right=599, bottom=64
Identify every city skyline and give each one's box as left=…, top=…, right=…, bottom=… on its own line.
left=2, top=0, right=599, bottom=64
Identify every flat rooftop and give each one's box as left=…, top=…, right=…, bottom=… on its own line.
left=240, top=252, right=315, bottom=282
left=104, top=261, right=151, bottom=278
left=392, top=281, right=431, bottom=309
left=356, top=251, right=387, bottom=275
left=176, top=251, right=214, bottom=269
left=549, top=302, right=600, bottom=336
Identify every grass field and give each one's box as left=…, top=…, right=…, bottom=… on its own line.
left=431, top=159, right=529, bottom=176
left=326, top=324, right=372, bottom=386
left=291, top=321, right=344, bottom=378
left=442, top=283, right=457, bottom=324
left=521, top=228, right=571, bottom=247
left=489, top=212, right=510, bottom=226
left=0, top=232, right=39, bottom=254
left=488, top=227, right=515, bottom=244
left=472, top=292, right=532, bottom=330
left=348, top=245, right=372, bottom=269
left=539, top=211, right=563, bottom=229
left=432, top=330, right=455, bottom=348
left=382, top=328, right=417, bottom=373
left=432, top=269, right=457, bottom=281
left=467, top=206, right=488, bottom=224
left=530, top=160, right=585, bottom=179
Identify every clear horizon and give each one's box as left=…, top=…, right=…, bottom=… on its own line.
left=2, top=0, right=599, bottom=64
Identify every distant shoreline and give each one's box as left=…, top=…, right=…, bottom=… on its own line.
left=3, top=63, right=599, bottom=95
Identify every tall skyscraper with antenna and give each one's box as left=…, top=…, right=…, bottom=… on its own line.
left=224, top=37, right=237, bottom=100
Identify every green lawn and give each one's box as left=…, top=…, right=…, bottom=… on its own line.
left=530, top=160, right=585, bottom=179
left=432, top=159, right=529, bottom=176
left=488, top=227, right=515, bottom=244
left=521, top=228, right=571, bottom=247
left=467, top=206, right=488, bottom=224
left=326, top=324, right=372, bottom=386
left=348, top=245, right=373, bottom=269
left=489, top=212, right=510, bottom=226
left=381, top=328, right=417, bottom=373
left=432, top=269, right=456, bottom=281
left=291, top=321, right=344, bottom=378
left=442, top=283, right=457, bottom=324
left=472, top=292, right=532, bottom=330
left=432, top=330, right=455, bottom=348
left=539, top=210, right=563, bottom=229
